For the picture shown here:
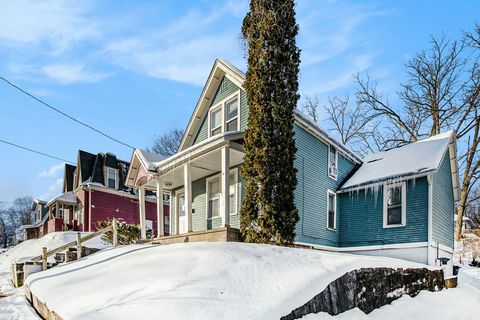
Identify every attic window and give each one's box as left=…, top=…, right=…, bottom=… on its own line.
left=208, top=92, right=240, bottom=138
left=210, top=107, right=223, bottom=136
left=106, top=167, right=118, bottom=190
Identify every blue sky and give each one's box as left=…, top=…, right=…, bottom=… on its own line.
left=0, top=0, right=478, bottom=204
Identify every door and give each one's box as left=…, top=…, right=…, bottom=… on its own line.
left=177, top=192, right=187, bottom=234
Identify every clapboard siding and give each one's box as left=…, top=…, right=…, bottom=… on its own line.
left=338, top=177, right=429, bottom=247
left=193, top=76, right=245, bottom=145
left=432, top=152, right=455, bottom=248
left=293, top=124, right=357, bottom=246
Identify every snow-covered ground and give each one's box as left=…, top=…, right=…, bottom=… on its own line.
left=0, top=232, right=108, bottom=320
left=25, top=242, right=432, bottom=320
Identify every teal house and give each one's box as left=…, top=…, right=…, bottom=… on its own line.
left=126, top=60, right=459, bottom=275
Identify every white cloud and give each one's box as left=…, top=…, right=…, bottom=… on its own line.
left=42, top=63, right=109, bottom=84
left=0, top=0, right=99, bottom=54
left=37, top=163, right=64, bottom=178
left=38, top=178, right=63, bottom=201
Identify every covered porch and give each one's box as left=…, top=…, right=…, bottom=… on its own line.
left=126, top=132, right=244, bottom=241
left=45, top=192, right=79, bottom=233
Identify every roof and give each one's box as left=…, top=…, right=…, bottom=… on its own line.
left=340, top=131, right=456, bottom=190
left=136, top=149, right=166, bottom=171
left=46, top=191, right=78, bottom=207
left=178, top=58, right=361, bottom=163
left=64, top=164, right=77, bottom=192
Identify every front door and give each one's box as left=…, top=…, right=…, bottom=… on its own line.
left=177, top=192, right=187, bottom=234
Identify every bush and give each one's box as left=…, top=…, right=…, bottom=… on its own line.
left=97, top=218, right=143, bottom=245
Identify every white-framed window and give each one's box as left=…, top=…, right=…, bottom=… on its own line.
left=208, top=92, right=240, bottom=137
left=57, top=207, right=64, bottom=219
left=327, top=190, right=336, bottom=230
left=383, top=182, right=406, bottom=228
left=73, top=171, right=78, bottom=189
left=206, top=169, right=238, bottom=219
left=328, top=145, right=338, bottom=180
left=106, top=167, right=118, bottom=190
left=36, top=208, right=42, bottom=222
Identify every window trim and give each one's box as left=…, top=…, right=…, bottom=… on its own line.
left=105, top=167, right=119, bottom=190
left=209, top=105, right=223, bottom=137
left=383, top=182, right=407, bottom=228
left=326, top=189, right=337, bottom=231
left=328, top=144, right=338, bottom=180
left=206, top=168, right=239, bottom=220
left=207, top=90, right=241, bottom=138
left=206, top=176, right=221, bottom=219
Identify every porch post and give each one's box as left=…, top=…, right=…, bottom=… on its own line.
left=139, top=186, right=147, bottom=239
left=220, top=145, right=230, bottom=227
left=156, top=178, right=164, bottom=237
left=184, top=163, right=193, bottom=233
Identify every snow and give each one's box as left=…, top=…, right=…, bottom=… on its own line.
left=46, top=191, right=78, bottom=206
left=136, top=149, right=166, bottom=171
left=26, top=242, right=432, bottom=320
left=341, top=131, right=454, bottom=190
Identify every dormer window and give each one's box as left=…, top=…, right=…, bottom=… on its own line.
left=208, top=93, right=240, bottom=138
left=328, top=145, right=338, bottom=180
left=106, top=167, right=118, bottom=190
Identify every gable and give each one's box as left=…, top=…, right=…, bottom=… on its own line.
left=192, top=76, right=248, bottom=145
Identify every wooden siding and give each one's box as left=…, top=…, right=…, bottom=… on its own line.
left=338, top=177, right=429, bottom=247
left=432, top=152, right=455, bottom=248
left=293, top=123, right=357, bottom=247
left=193, top=76, right=247, bottom=145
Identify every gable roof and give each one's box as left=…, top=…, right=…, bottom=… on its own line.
left=178, top=59, right=361, bottom=164
left=340, top=131, right=459, bottom=198
left=63, top=164, right=76, bottom=192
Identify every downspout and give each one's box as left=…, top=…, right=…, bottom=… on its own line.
left=427, top=174, right=433, bottom=266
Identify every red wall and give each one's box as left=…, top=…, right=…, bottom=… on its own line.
left=83, top=189, right=169, bottom=235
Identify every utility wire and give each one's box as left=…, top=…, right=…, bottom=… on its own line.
left=0, top=76, right=135, bottom=150
left=0, top=138, right=75, bottom=164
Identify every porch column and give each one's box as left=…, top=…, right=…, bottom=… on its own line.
left=220, top=146, right=230, bottom=227
left=156, top=178, right=164, bottom=237
left=184, top=163, right=193, bottom=232
left=139, top=186, right=147, bottom=240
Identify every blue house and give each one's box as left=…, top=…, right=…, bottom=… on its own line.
left=126, top=60, right=459, bottom=274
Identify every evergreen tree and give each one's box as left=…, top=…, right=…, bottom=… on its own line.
left=240, top=0, right=300, bottom=245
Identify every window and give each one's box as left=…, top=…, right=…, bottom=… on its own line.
left=383, top=182, right=406, bottom=227
left=328, top=145, right=338, bottom=179
left=207, top=169, right=238, bottom=218
left=207, top=178, right=221, bottom=218
left=36, top=208, right=42, bottom=222
left=210, top=107, right=223, bottom=137
left=208, top=93, right=240, bottom=137
left=225, top=98, right=238, bottom=132
left=327, top=190, right=336, bottom=230
left=106, top=167, right=117, bottom=189
left=57, top=207, right=64, bottom=219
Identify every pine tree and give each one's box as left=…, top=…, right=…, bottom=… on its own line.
left=240, top=0, right=300, bottom=245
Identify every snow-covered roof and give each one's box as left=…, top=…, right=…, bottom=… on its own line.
left=46, top=191, right=78, bottom=207
left=340, top=131, right=455, bottom=190
left=137, top=149, right=166, bottom=171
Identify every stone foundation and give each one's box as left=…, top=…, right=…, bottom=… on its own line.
left=149, top=227, right=241, bottom=245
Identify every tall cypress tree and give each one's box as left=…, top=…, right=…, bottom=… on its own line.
left=240, top=0, right=300, bottom=245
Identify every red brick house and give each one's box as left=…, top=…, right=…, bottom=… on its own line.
left=23, top=150, right=169, bottom=239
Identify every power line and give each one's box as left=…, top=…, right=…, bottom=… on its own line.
left=0, top=138, right=75, bottom=164
left=0, top=76, right=135, bottom=150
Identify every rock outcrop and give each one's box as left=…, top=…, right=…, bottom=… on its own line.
left=281, top=267, right=444, bottom=319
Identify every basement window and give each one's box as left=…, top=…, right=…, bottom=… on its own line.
left=383, top=182, right=406, bottom=228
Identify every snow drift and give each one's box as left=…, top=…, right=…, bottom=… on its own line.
left=26, top=242, right=431, bottom=320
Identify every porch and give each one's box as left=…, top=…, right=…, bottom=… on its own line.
left=127, top=132, right=244, bottom=240
left=46, top=192, right=80, bottom=232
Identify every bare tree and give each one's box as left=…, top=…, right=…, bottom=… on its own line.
left=301, top=95, right=321, bottom=123
left=0, top=202, right=8, bottom=248
left=7, top=196, right=34, bottom=228
left=355, top=27, right=480, bottom=241
left=149, top=128, right=184, bottom=157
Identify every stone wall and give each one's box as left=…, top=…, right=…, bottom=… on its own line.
left=281, top=267, right=444, bottom=319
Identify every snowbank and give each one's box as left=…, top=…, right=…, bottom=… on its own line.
left=0, top=232, right=109, bottom=273
left=27, top=242, right=431, bottom=320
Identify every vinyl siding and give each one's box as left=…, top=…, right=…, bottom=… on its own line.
left=293, top=123, right=357, bottom=246
left=193, top=76, right=246, bottom=145
left=338, top=177, right=429, bottom=247
left=432, top=152, right=455, bottom=248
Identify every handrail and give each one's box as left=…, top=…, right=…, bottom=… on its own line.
left=30, top=218, right=118, bottom=269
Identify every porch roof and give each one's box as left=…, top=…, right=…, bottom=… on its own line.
left=133, top=131, right=244, bottom=191
left=46, top=191, right=78, bottom=207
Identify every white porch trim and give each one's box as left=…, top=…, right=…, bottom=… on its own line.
left=184, top=163, right=193, bottom=233
left=139, top=186, right=146, bottom=240
left=220, top=146, right=230, bottom=227
left=156, top=178, right=164, bottom=237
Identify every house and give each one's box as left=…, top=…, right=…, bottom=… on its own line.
left=24, top=150, right=170, bottom=239
left=125, top=59, right=458, bottom=274
left=15, top=199, right=49, bottom=241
